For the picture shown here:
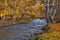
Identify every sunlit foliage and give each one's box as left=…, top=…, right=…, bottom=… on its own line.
left=0, top=0, right=44, bottom=23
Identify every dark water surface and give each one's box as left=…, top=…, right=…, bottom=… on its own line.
left=0, top=19, right=47, bottom=40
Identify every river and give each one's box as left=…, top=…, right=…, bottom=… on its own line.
left=0, top=19, right=47, bottom=40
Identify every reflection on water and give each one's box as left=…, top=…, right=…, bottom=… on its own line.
left=0, top=19, right=47, bottom=40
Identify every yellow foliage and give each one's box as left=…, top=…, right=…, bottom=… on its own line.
left=27, top=11, right=36, bottom=17
left=34, top=3, right=40, bottom=9
left=0, top=0, right=44, bottom=23
left=31, top=12, right=36, bottom=16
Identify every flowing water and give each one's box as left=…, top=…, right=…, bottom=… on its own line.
left=0, top=19, right=47, bottom=40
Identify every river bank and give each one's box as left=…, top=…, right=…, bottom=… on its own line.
left=30, top=23, right=60, bottom=40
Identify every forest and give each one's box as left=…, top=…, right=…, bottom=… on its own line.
left=0, top=0, right=60, bottom=23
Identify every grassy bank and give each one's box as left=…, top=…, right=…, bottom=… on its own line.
left=30, top=23, right=60, bottom=40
